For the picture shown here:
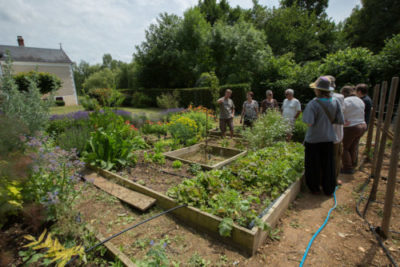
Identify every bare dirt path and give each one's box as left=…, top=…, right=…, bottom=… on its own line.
left=244, top=144, right=400, bottom=266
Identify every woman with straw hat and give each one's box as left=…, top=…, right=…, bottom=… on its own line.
left=302, top=76, right=344, bottom=195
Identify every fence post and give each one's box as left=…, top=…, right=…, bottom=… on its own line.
left=365, top=85, right=380, bottom=158
left=381, top=80, right=400, bottom=238
left=369, top=77, right=399, bottom=201
left=371, top=82, right=388, bottom=177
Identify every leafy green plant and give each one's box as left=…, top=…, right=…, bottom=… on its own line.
left=141, top=121, right=168, bottom=136
left=242, top=110, right=290, bottom=150
left=188, top=252, right=210, bottom=267
left=167, top=142, right=304, bottom=236
left=292, top=114, right=308, bottom=143
left=56, top=124, right=92, bottom=155
left=156, top=90, right=180, bottom=109
left=189, top=163, right=202, bottom=175
left=80, top=95, right=100, bottom=111
left=14, top=71, right=62, bottom=94
left=0, top=56, right=52, bottom=135
left=136, top=240, right=169, bottom=267
left=83, top=110, right=147, bottom=170
left=172, top=160, right=183, bottom=169
left=24, top=137, right=85, bottom=220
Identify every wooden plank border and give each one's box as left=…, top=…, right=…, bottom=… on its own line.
left=89, top=166, right=302, bottom=255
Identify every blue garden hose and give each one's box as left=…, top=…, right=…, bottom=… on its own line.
left=299, top=186, right=338, bottom=267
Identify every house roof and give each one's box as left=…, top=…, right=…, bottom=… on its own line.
left=0, top=45, right=72, bottom=64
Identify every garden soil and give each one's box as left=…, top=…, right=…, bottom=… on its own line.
left=76, top=140, right=400, bottom=266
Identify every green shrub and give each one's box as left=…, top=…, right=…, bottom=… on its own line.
left=88, top=88, right=125, bottom=107
left=0, top=115, right=28, bottom=156
left=14, top=71, right=62, bottom=94
left=292, top=114, right=308, bottom=143
left=242, top=110, right=291, bottom=150
left=131, top=91, right=152, bottom=108
left=375, top=33, right=400, bottom=81
left=319, top=47, right=374, bottom=88
left=55, top=99, right=65, bottom=106
left=80, top=95, right=100, bottom=111
left=0, top=58, right=52, bottom=135
left=172, top=160, right=183, bottom=169
left=156, top=90, right=180, bottom=109
left=82, top=68, right=116, bottom=91
left=83, top=110, right=148, bottom=170
left=167, top=116, right=198, bottom=145
left=56, top=125, right=92, bottom=155
left=141, top=121, right=168, bottom=136
left=173, top=106, right=215, bottom=137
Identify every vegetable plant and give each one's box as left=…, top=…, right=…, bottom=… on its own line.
left=167, top=142, right=304, bottom=236
left=172, top=160, right=183, bottom=169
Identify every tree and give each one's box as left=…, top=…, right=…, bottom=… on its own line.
left=374, top=33, right=400, bottom=81
left=263, top=5, right=336, bottom=62
left=343, top=0, right=400, bottom=52
left=198, top=0, right=230, bottom=25
left=73, top=60, right=101, bottom=95
left=134, top=13, right=184, bottom=88
left=14, top=71, right=62, bottom=94
left=280, top=0, right=328, bottom=17
left=319, top=47, right=374, bottom=88
left=82, top=68, right=116, bottom=91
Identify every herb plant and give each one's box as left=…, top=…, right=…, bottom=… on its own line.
left=172, top=160, right=183, bottom=169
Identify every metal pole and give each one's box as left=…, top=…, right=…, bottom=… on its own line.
left=370, top=77, right=399, bottom=201
left=365, top=85, right=380, bottom=158
left=381, top=80, right=400, bottom=238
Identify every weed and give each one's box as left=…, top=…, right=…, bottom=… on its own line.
left=188, top=252, right=210, bottom=266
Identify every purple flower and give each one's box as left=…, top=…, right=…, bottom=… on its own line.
left=50, top=111, right=89, bottom=121
left=112, top=109, right=132, bottom=118
left=160, top=108, right=185, bottom=116
left=47, top=191, right=59, bottom=205
left=163, top=242, right=167, bottom=248
left=150, top=240, right=154, bottom=246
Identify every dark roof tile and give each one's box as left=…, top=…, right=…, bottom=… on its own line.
left=0, top=45, right=72, bottom=64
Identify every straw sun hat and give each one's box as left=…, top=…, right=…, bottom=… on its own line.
left=310, top=76, right=332, bottom=92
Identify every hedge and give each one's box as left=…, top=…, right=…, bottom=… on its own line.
left=121, top=83, right=250, bottom=112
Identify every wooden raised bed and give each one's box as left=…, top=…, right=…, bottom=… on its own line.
left=163, top=144, right=247, bottom=170
left=89, top=166, right=302, bottom=256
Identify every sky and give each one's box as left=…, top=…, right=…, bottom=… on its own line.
left=0, top=0, right=361, bottom=64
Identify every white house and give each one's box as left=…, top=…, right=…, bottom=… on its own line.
left=0, top=36, right=78, bottom=106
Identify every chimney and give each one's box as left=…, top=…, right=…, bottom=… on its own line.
left=17, top=36, right=25, bottom=47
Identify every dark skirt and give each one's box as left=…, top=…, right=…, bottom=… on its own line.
left=304, top=141, right=336, bottom=195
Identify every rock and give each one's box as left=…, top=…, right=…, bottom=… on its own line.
left=358, top=246, right=366, bottom=253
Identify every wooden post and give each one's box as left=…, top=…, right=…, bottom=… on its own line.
left=365, top=85, right=380, bottom=157
left=381, top=83, right=400, bottom=238
left=371, top=82, right=388, bottom=177
left=369, top=77, right=399, bottom=201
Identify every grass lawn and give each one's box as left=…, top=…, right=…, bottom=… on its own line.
left=50, top=105, right=162, bottom=116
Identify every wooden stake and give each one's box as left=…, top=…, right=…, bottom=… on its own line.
left=371, top=82, right=388, bottom=177
left=370, top=77, right=399, bottom=201
left=365, top=85, right=380, bottom=157
left=381, top=79, right=400, bottom=238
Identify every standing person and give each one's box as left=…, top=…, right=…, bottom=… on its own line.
left=240, top=91, right=258, bottom=128
left=356, top=83, right=372, bottom=127
left=341, top=86, right=367, bottom=174
left=282, top=89, right=301, bottom=140
left=217, top=89, right=235, bottom=138
left=260, top=90, right=279, bottom=114
left=326, top=75, right=345, bottom=182
left=303, top=77, right=344, bottom=195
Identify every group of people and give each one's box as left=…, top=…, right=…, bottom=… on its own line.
left=217, top=88, right=301, bottom=138
left=218, top=76, right=372, bottom=196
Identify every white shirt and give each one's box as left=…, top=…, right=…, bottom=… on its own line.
left=332, top=93, right=344, bottom=143
left=343, top=96, right=365, bottom=127
left=282, top=98, right=301, bottom=122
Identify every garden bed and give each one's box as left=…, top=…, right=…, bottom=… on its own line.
left=163, top=144, right=247, bottom=170
left=89, top=166, right=302, bottom=255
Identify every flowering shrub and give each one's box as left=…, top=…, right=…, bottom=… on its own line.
left=83, top=109, right=148, bottom=170
left=24, top=136, right=85, bottom=220
left=168, top=116, right=198, bottom=145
